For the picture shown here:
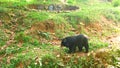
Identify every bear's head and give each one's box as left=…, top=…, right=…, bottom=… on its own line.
left=61, top=37, right=71, bottom=47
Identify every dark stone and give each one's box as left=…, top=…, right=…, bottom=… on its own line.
left=48, top=5, right=54, bottom=11
left=64, top=5, right=79, bottom=11
left=37, top=5, right=45, bottom=10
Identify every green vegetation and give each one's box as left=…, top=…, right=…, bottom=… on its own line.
left=0, top=0, right=120, bottom=68
left=104, top=9, right=120, bottom=23
left=112, top=0, right=120, bottom=7
left=27, top=11, right=50, bottom=22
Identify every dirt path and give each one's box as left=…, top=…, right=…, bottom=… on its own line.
left=108, top=36, right=120, bottom=44
left=105, top=35, right=120, bottom=49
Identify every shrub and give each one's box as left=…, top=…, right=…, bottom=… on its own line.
left=112, top=0, right=120, bottom=7
left=104, top=9, right=120, bottom=23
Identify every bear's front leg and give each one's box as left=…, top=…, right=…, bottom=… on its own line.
left=68, top=46, right=76, bottom=53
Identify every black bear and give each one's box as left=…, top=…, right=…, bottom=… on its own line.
left=61, top=34, right=89, bottom=53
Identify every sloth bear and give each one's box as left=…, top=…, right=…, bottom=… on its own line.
left=61, top=34, right=89, bottom=53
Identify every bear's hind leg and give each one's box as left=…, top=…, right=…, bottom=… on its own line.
left=78, top=44, right=83, bottom=52
left=84, top=42, right=89, bottom=53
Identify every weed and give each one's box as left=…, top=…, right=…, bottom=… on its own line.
left=38, top=31, right=51, bottom=40
left=31, top=39, right=40, bottom=46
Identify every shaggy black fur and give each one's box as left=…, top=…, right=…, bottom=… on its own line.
left=61, top=34, right=89, bottom=53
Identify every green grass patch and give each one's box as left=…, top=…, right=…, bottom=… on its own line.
left=0, top=0, right=120, bottom=68
left=0, top=29, right=8, bottom=46
left=89, top=37, right=109, bottom=51
left=0, top=39, right=118, bottom=68
left=112, top=0, right=120, bottom=7
left=104, top=8, right=120, bottom=23
left=27, top=11, right=50, bottom=22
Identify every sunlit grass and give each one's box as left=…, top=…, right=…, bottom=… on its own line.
left=0, top=0, right=120, bottom=68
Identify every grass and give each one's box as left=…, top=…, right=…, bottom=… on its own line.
left=104, top=8, right=120, bottom=23
left=89, top=37, right=109, bottom=51
left=1, top=45, right=119, bottom=68
left=0, top=0, right=120, bottom=68
left=112, top=0, right=120, bottom=7
left=0, top=38, right=109, bottom=68
left=0, top=29, right=7, bottom=46
left=27, top=11, right=50, bottom=22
